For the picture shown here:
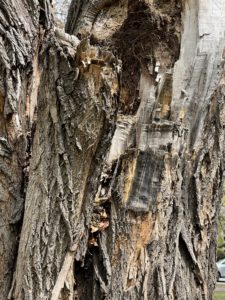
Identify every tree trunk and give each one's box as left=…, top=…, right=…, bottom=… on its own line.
left=0, top=1, right=41, bottom=298
left=0, top=0, right=225, bottom=299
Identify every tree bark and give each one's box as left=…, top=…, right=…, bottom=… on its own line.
left=0, top=1, right=41, bottom=298
left=0, top=0, right=225, bottom=300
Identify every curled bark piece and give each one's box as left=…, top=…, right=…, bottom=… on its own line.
left=66, top=0, right=115, bottom=35
left=54, top=27, right=80, bottom=47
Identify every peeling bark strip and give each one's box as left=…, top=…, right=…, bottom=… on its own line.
left=0, top=0, right=225, bottom=300
left=51, top=241, right=78, bottom=300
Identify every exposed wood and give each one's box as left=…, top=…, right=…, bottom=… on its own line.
left=66, top=0, right=225, bottom=299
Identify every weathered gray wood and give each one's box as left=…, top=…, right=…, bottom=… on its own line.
left=66, top=0, right=115, bottom=36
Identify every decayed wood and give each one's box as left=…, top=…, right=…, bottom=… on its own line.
left=66, top=0, right=225, bottom=299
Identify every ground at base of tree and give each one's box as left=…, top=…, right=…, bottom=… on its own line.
left=213, top=283, right=225, bottom=300
left=213, top=292, right=225, bottom=300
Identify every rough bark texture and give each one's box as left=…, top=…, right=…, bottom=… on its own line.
left=0, top=1, right=40, bottom=298
left=0, top=0, right=225, bottom=300
left=13, top=34, right=119, bottom=299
